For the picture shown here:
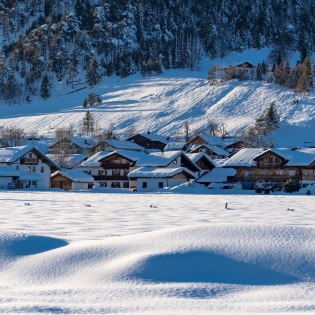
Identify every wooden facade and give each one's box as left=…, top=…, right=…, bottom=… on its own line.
left=126, top=134, right=167, bottom=151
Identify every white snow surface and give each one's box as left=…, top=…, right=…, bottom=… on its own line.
left=0, top=191, right=314, bottom=314
left=0, top=48, right=315, bottom=147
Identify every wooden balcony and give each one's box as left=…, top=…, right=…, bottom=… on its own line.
left=94, top=175, right=129, bottom=181
left=20, top=158, right=39, bottom=165
left=227, top=175, right=301, bottom=183
left=101, top=163, right=130, bottom=169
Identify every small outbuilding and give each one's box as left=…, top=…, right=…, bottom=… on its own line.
left=51, top=170, right=94, bottom=190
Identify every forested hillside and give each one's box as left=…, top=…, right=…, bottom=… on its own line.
left=0, top=0, right=314, bottom=105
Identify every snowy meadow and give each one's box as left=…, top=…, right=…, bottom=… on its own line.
left=0, top=191, right=314, bottom=314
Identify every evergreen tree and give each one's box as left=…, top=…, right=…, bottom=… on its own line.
left=40, top=74, right=50, bottom=100
left=256, top=63, right=263, bottom=81
left=82, top=110, right=95, bottom=135
left=86, top=57, right=102, bottom=86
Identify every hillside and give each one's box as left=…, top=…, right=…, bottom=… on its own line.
left=0, top=48, right=314, bottom=147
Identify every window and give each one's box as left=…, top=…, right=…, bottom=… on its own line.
left=100, top=182, right=107, bottom=187
left=245, top=171, right=253, bottom=177
left=32, top=181, right=37, bottom=186
left=276, top=170, right=283, bottom=176
left=27, top=166, right=32, bottom=172
left=142, top=181, right=147, bottom=189
left=303, top=170, right=308, bottom=176
left=268, top=157, right=273, bottom=163
left=113, top=169, right=120, bottom=176
left=98, top=170, right=104, bottom=176
left=123, top=182, right=129, bottom=188
left=32, top=166, right=36, bottom=172
left=158, top=182, right=164, bottom=189
left=275, top=157, right=280, bottom=163
left=172, top=160, right=177, bottom=164
left=16, top=165, right=19, bottom=170
left=29, top=153, right=32, bottom=158
left=111, top=182, right=120, bottom=188
left=41, top=166, right=44, bottom=173
left=288, top=170, right=296, bottom=176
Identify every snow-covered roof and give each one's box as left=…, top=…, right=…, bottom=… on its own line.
left=81, top=150, right=146, bottom=167
left=197, top=168, right=236, bottom=183
left=135, top=151, right=182, bottom=167
left=0, top=146, right=34, bottom=163
left=137, top=133, right=170, bottom=144
left=163, top=142, right=186, bottom=151
left=191, top=144, right=229, bottom=156
left=47, top=154, right=88, bottom=169
left=255, top=148, right=315, bottom=166
left=198, top=133, right=224, bottom=147
left=52, top=170, right=94, bottom=182
left=68, top=137, right=95, bottom=149
left=104, top=140, right=144, bottom=151
left=128, top=167, right=196, bottom=179
left=223, top=148, right=265, bottom=167
left=0, top=166, right=20, bottom=177
left=186, top=152, right=217, bottom=166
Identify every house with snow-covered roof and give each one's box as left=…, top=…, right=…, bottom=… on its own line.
left=186, top=153, right=216, bottom=173
left=189, top=144, right=229, bottom=159
left=186, top=133, right=225, bottom=149
left=51, top=170, right=94, bottom=190
left=126, top=132, right=170, bottom=151
left=48, top=137, right=95, bottom=155
left=128, top=167, right=196, bottom=192
left=0, top=146, right=59, bottom=189
left=47, top=153, right=88, bottom=169
left=129, top=151, right=201, bottom=191
left=92, top=139, right=145, bottom=153
left=81, top=150, right=146, bottom=189
left=223, top=147, right=315, bottom=189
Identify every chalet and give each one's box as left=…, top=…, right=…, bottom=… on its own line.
left=223, top=148, right=315, bottom=189
left=128, top=167, right=196, bottom=192
left=189, top=144, right=229, bottom=159
left=51, top=170, right=94, bottom=191
left=186, top=153, right=216, bottom=173
left=186, top=133, right=224, bottom=149
left=48, top=137, right=95, bottom=155
left=0, top=146, right=59, bottom=189
left=93, top=139, right=144, bottom=153
left=126, top=133, right=170, bottom=151
left=222, top=137, right=247, bottom=153
left=129, top=151, right=201, bottom=191
left=81, top=150, right=143, bottom=189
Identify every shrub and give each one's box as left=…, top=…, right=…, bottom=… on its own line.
left=284, top=179, right=301, bottom=193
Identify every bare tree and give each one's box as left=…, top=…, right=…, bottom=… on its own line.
left=183, top=120, right=190, bottom=142
left=0, top=126, right=25, bottom=147
left=55, top=125, right=75, bottom=140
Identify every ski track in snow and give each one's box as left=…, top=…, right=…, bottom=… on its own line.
left=0, top=191, right=314, bottom=314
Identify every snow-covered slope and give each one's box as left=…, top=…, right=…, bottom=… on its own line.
left=0, top=191, right=314, bottom=314
left=0, top=49, right=314, bottom=147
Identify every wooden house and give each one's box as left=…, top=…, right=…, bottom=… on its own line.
left=126, top=133, right=170, bottom=151
left=51, top=170, right=94, bottom=190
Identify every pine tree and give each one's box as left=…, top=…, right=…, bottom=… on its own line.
left=40, top=74, right=50, bottom=100
left=256, top=63, right=262, bottom=80
left=86, top=57, right=102, bottom=86
left=82, top=110, right=94, bottom=135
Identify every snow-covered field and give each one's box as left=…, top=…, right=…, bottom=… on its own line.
left=0, top=191, right=314, bottom=314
